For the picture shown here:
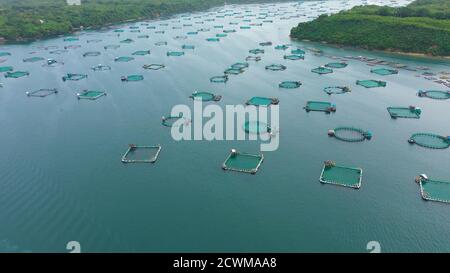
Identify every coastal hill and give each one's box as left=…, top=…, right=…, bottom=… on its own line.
left=0, top=0, right=292, bottom=43
left=290, top=0, right=450, bottom=56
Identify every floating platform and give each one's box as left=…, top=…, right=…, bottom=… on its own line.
left=319, top=161, right=362, bottom=189
left=265, top=64, right=286, bottom=71
left=121, top=145, right=161, bottom=164
left=356, top=80, right=386, bottom=88
left=417, top=90, right=450, bottom=100
left=328, top=127, right=372, bottom=142
left=324, top=86, right=351, bottom=95
left=408, top=133, right=450, bottom=149
left=416, top=174, right=450, bottom=204
left=222, top=149, right=264, bottom=174
left=190, top=91, right=222, bottom=102
left=26, top=88, right=58, bottom=98
left=371, top=68, right=398, bottom=76
left=279, top=81, right=301, bottom=89
left=311, top=66, right=333, bottom=75
left=4, top=71, right=29, bottom=78
left=305, top=101, right=336, bottom=113
left=76, top=90, right=106, bottom=100
left=387, top=106, right=421, bottom=119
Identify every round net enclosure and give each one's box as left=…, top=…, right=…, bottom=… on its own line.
left=311, top=66, right=333, bottom=75
left=223, top=29, right=236, bottom=33
left=132, top=50, right=151, bottom=56
left=305, top=101, right=336, bottom=113
left=246, top=96, right=279, bottom=106
left=26, top=88, right=58, bottom=98
left=190, top=91, right=222, bottom=102
left=121, top=144, right=162, bottom=164
left=92, top=64, right=111, bottom=71
left=121, top=75, right=144, bottom=82
left=284, top=54, right=304, bottom=61
left=325, top=62, right=348, bottom=69
left=222, top=149, right=264, bottom=174
left=83, top=51, right=101, bottom=57
left=417, top=90, right=450, bottom=100
left=206, top=37, right=220, bottom=42
left=104, top=45, right=120, bottom=50
left=0, top=66, right=13, bottom=73
left=77, top=90, right=107, bottom=100
left=62, top=73, right=87, bottom=81
left=291, top=48, right=305, bottom=55
left=231, top=62, right=249, bottom=70
left=387, top=106, right=421, bottom=119
left=143, top=64, right=165, bottom=70
left=187, top=31, right=199, bottom=35
left=319, top=160, right=363, bottom=189
left=5, top=71, right=29, bottom=78
left=408, top=133, right=450, bottom=149
left=224, top=67, right=244, bottom=75
left=161, top=115, right=190, bottom=127
left=245, top=56, right=261, bottom=62
left=115, top=56, right=134, bottom=62
left=182, top=45, right=195, bottom=50
left=166, top=51, right=185, bottom=57
left=243, top=121, right=271, bottom=134
left=275, top=45, right=289, bottom=50
left=23, top=57, right=45, bottom=63
left=324, top=86, right=351, bottom=95
left=120, top=38, right=134, bottom=44
left=265, top=64, right=286, bottom=71
left=328, top=127, right=372, bottom=142
left=416, top=175, right=450, bottom=204
left=210, top=75, right=228, bottom=83
left=249, top=49, right=264, bottom=54
left=371, top=68, right=398, bottom=76
left=279, top=81, right=301, bottom=89
left=356, top=80, right=386, bottom=88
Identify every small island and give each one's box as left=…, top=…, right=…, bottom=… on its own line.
left=290, top=0, right=450, bottom=57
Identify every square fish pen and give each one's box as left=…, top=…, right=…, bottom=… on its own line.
left=319, top=161, right=362, bottom=189
left=222, top=149, right=264, bottom=174
left=246, top=96, right=279, bottom=106
left=77, top=90, right=107, bottom=100
left=5, top=71, right=30, bottom=78
left=356, top=80, right=386, bottom=88
left=143, top=64, right=165, bottom=70
left=121, top=145, right=161, bottom=163
left=416, top=175, right=450, bottom=204
left=26, top=88, right=58, bottom=98
left=371, top=68, right=398, bottom=76
left=387, top=106, right=421, bottom=119
left=304, top=101, right=336, bottom=113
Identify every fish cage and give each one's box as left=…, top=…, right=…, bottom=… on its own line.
left=26, top=88, right=58, bottom=98
left=174, top=35, right=187, bottom=40
left=304, top=101, right=336, bottom=113
left=113, top=29, right=124, bottom=33
left=121, top=144, right=161, bottom=164
left=324, top=86, right=351, bottom=95
left=259, top=42, right=272, bottom=46
left=62, top=73, right=87, bottom=81
left=245, top=56, right=262, bottom=62
left=210, top=75, right=229, bottom=83
left=0, top=66, right=13, bottom=73
left=223, top=29, right=236, bottom=33
left=190, top=91, right=222, bottom=102
left=0, top=52, right=11, bottom=57
left=83, top=51, right=101, bottom=57
left=121, top=75, right=144, bottom=82
left=311, top=66, right=333, bottom=75
left=325, top=62, right=348, bottom=69
left=417, top=90, right=450, bottom=100
left=240, top=26, right=251, bottom=29
left=265, top=64, right=287, bottom=71
left=328, top=127, right=372, bottom=142
left=115, top=56, right=134, bottom=62
left=231, top=62, right=249, bottom=70
left=143, top=64, right=165, bottom=70
left=87, top=39, right=102, bottom=43
left=222, top=149, right=264, bottom=174
left=138, top=35, right=150, bottom=39
left=187, top=31, right=199, bottom=35
left=416, top=174, right=450, bottom=204
left=104, top=45, right=120, bottom=50
left=76, top=90, right=107, bottom=100
left=166, top=51, right=185, bottom=57
left=243, top=121, right=271, bottom=134
left=408, top=133, right=450, bottom=149
left=356, top=80, right=386, bottom=88
left=275, top=45, right=289, bottom=50
left=246, top=96, right=279, bottom=106
left=92, top=64, right=111, bottom=71
left=224, top=67, right=244, bottom=75
left=216, top=33, right=227, bottom=38
left=155, top=41, right=168, bottom=46
left=387, top=106, right=422, bottom=119
left=132, top=50, right=151, bottom=56
left=371, top=68, right=398, bottom=76
left=23, top=57, right=45, bottom=63
left=120, top=38, right=134, bottom=44
left=206, top=37, right=220, bottom=42
left=63, top=37, right=79, bottom=42
left=291, top=49, right=305, bottom=55
left=4, top=71, right=29, bottom=78
left=64, top=45, right=81, bottom=50
left=182, top=45, right=195, bottom=50
left=161, top=115, right=190, bottom=127
left=283, top=54, right=304, bottom=61
left=249, top=49, right=264, bottom=55
left=279, top=81, right=301, bottom=89
left=319, top=160, right=362, bottom=189
left=50, top=49, right=68, bottom=54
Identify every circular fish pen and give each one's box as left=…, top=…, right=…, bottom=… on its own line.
left=115, top=56, right=134, bottom=62
left=104, top=45, right=120, bottom=50
left=417, top=90, right=450, bottom=100
left=259, top=42, right=272, bottom=46
left=166, top=51, right=185, bottom=57
left=325, top=62, right=348, bottom=69
left=275, top=45, right=289, bottom=50
left=92, top=64, right=111, bottom=71
left=283, top=54, right=304, bottom=61
left=245, top=56, right=261, bottom=62
left=121, top=75, right=144, bottom=82
left=319, top=160, right=363, bottom=189
left=190, top=91, right=222, bottom=102
left=121, top=144, right=161, bottom=164
left=249, top=49, right=264, bottom=55
left=143, top=64, right=165, bottom=70
left=132, top=50, right=151, bottom=56
left=291, top=49, right=305, bottom=55
left=246, top=96, right=279, bottom=106
left=408, top=133, right=450, bottom=149
left=120, top=38, right=134, bottom=44
left=222, top=149, right=264, bottom=174
left=210, top=75, right=228, bottom=83
left=83, top=51, right=101, bottom=57
left=279, top=81, right=301, bottom=89
left=231, top=62, right=249, bottom=70
left=161, top=115, right=190, bottom=127
left=77, top=90, right=107, bottom=100
left=328, top=127, right=372, bottom=142
left=5, top=71, right=29, bottom=78
left=265, top=64, right=286, bottom=71
left=243, top=121, right=271, bottom=134
left=224, top=67, right=244, bottom=75
left=356, top=80, right=386, bottom=88
left=371, top=68, right=398, bottom=76
left=0, top=66, right=13, bottom=73
left=311, top=66, right=333, bottom=75
left=387, top=106, right=421, bottom=119
left=62, top=73, right=87, bottom=81
left=324, top=86, right=351, bottom=95
left=182, top=45, right=195, bottom=50
left=206, top=37, right=220, bottom=42
left=305, top=101, right=336, bottom=113
left=26, top=88, right=58, bottom=98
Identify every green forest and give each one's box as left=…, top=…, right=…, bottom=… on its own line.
left=0, top=0, right=290, bottom=42
left=290, top=0, right=450, bottom=56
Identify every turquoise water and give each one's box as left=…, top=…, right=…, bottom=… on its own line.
left=1, top=0, right=450, bottom=252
